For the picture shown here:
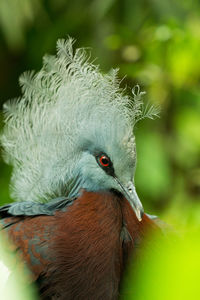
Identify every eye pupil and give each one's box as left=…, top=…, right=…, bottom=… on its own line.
left=102, top=158, right=108, bottom=164
left=99, top=155, right=109, bottom=167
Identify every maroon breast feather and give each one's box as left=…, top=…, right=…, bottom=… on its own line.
left=1, top=190, right=161, bottom=300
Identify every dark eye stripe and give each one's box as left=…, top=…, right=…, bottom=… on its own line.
left=95, top=153, right=115, bottom=177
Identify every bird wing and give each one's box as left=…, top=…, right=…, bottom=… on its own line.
left=0, top=214, right=52, bottom=284
left=0, top=196, right=75, bottom=218
left=0, top=196, right=76, bottom=286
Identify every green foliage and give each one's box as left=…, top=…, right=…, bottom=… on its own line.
left=121, top=226, right=200, bottom=299
left=135, top=126, right=171, bottom=205
left=0, top=0, right=41, bottom=49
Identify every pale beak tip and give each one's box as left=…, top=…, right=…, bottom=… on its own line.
left=136, top=208, right=144, bottom=222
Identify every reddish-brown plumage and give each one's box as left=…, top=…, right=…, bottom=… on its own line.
left=1, top=190, right=160, bottom=299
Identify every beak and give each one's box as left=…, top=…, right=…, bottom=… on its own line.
left=114, top=178, right=144, bottom=222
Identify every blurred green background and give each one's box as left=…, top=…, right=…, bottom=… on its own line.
left=0, top=0, right=199, bottom=228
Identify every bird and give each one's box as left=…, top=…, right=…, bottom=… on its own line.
left=0, top=38, right=160, bottom=299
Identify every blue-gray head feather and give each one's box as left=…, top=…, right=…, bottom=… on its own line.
left=1, top=38, right=158, bottom=219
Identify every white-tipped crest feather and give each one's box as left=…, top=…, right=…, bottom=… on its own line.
left=1, top=38, right=158, bottom=202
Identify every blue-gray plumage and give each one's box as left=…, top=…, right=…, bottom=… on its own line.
left=0, top=196, right=74, bottom=217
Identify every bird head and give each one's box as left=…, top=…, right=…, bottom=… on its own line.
left=71, top=114, right=143, bottom=221
left=1, top=38, right=158, bottom=221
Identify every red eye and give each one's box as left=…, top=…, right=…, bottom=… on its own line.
left=99, top=155, right=110, bottom=167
